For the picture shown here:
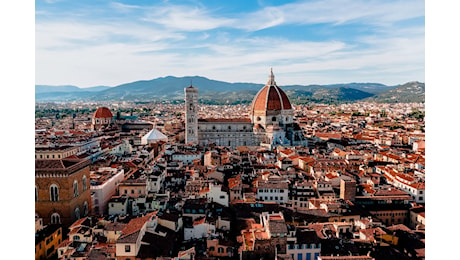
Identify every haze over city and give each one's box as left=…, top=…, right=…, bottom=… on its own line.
left=36, top=0, right=424, bottom=87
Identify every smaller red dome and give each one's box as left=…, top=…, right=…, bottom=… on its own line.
left=93, top=107, right=113, bottom=119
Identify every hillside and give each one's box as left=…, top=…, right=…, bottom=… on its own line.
left=366, top=82, right=425, bottom=103
left=35, top=76, right=423, bottom=104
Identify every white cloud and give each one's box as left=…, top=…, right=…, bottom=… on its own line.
left=110, top=2, right=141, bottom=12
left=36, top=21, right=185, bottom=50
left=141, top=5, right=235, bottom=31
left=234, top=0, right=424, bottom=31
left=35, top=0, right=424, bottom=87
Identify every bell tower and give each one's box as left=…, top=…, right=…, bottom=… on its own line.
left=184, top=85, right=198, bottom=144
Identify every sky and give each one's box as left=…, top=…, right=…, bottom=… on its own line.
left=35, top=0, right=425, bottom=87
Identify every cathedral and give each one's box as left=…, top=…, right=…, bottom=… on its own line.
left=185, top=69, right=307, bottom=149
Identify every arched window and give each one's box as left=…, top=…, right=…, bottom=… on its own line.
left=209, top=246, right=215, bottom=252
left=51, top=213, right=60, bottom=224
left=35, top=186, right=38, bottom=202
left=50, top=184, right=59, bottom=202
left=74, top=207, right=81, bottom=220
left=73, top=180, right=79, bottom=197
left=83, top=201, right=89, bottom=216
left=218, top=247, right=224, bottom=253
left=82, top=176, right=87, bottom=192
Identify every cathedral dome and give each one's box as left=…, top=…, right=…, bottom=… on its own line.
left=93, top=107, right=113, bottom=119
left=250, top=69, right=292, bottom=115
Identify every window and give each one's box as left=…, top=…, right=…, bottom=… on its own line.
left=83, top=201, right=89, bottom=216
left=218, top=247, right=224, bottom=253
left=272, top=117, right=277, bottom=122
left=51, top=213, right=60, bottom=224
left=82, top=176, right=87, bottom=191
left=73, top=180, right=79, bottom=197
left=35, top=186, right=38, bottom=202
left=74, top=207, right=81, bottom=220
left=209, top=246, right=215, bottom=251
left=50, top=184, right=59, bottom=202
left=73, top=235, right=80, bottom=241
left=125, top=245, right=131, bottom=252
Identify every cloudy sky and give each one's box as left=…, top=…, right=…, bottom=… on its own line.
left=35, top=0, right=425, bottom=87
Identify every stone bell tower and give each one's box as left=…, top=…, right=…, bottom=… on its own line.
left=184, top=85, right=198, bottom=144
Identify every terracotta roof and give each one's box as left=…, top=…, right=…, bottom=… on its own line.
left=93, top=107, right=113, bottom=119
left=104, top=222, right=126, bottom=232
left=119, top=212, right=156, bottom=240
left=228, top=175, right=241, bottom=189
left=193, top=217, right=206, bottom=226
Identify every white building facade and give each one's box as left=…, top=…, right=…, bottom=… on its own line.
left=91, top=167, right=125, bottom=215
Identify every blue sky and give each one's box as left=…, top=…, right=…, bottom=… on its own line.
left=35, top=0, right=425, bottom=87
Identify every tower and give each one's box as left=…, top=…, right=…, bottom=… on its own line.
left=185, top=85, right=198, bottom=144
left=35, top=158, right=92, bottom=229
left=340, top=179, right=357, bottom=201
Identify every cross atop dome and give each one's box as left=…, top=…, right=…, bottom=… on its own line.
left=267, top=68, right=276, bottom=86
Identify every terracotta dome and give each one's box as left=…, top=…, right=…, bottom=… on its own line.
left=93, top=107, right=113, bottom=119
left=250, top=69, right=292, bottom=114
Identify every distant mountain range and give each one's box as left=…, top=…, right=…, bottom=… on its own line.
left=35, top=76, right=424, bottom=104
left=35, top=85, right=111, bottom=94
